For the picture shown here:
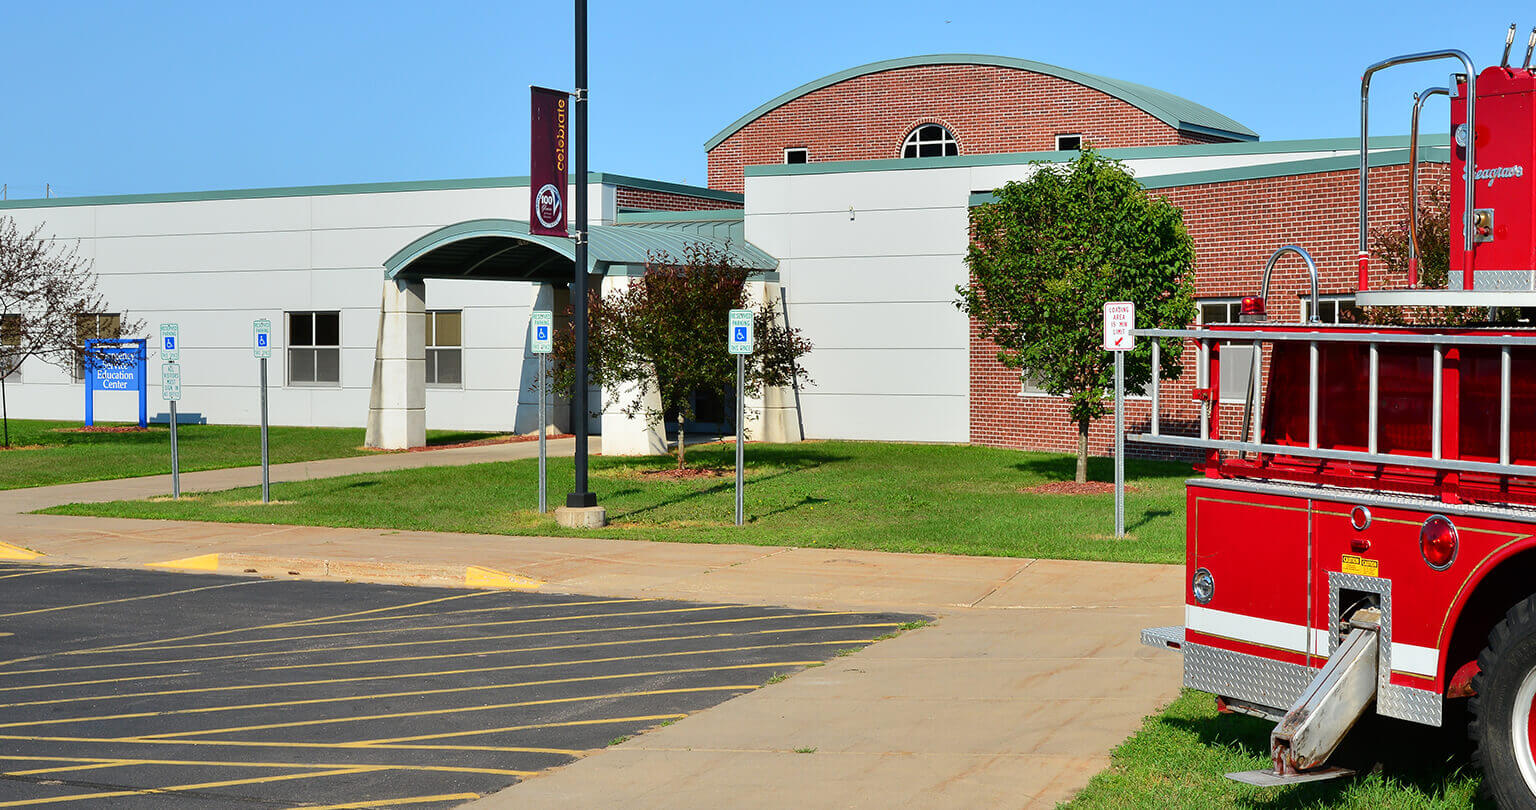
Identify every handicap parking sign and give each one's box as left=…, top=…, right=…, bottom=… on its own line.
left=728, top=309, right=753, bottom=355
left=159, top=323, right=180, bottom=362
left=253, top=319, right=273, bottom=358
left=530, top=310, right=553, bottom=355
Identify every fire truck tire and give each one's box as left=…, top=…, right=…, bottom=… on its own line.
left=1470, top=594, right=1536, bottom=809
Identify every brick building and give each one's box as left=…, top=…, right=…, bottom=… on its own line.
left=0, top=53, right=1447, bottom=458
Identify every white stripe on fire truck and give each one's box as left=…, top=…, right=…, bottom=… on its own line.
left=1187, top=606, right=1439, bottom=677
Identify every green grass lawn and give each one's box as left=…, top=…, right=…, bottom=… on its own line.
left=0, top=419, right=504, bottom=490
left=45, top=440, right=1192, bottom=562
left=1064, top=690, right=1487, bottom=809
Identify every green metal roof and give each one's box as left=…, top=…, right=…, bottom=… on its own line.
left=384, top=218, right=776, bottom=282
left=0, top=172, right=740, bottom=211
left=704, top=53, right=1259, bottom=151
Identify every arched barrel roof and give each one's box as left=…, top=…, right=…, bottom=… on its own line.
left=704, top=53, right=1258, bottom=150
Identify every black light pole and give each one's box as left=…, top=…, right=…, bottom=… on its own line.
left=567, top=0, right=596, bottom=509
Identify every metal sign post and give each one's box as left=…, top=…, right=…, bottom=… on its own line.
left=531, top=310, right=554, bottom=514
left=162, top=362, right=182, bottom=498
left=728, top=308, right=754, bottom=526
left=253, top=319, right=273, bottom=504
left=1103, top=301, right=1135, bottom=539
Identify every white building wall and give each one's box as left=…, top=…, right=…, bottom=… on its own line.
left=744, top=147, right=1360, bottom=444
left=0, top=180, right=613, bottom=433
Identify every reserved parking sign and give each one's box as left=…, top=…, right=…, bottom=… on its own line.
left=728, top=309, right=753, bottom=355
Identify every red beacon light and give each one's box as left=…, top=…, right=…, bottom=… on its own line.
left=1420, top=515, right=1459, bottom=570
left=1238, top=296, right=1267, bottom=323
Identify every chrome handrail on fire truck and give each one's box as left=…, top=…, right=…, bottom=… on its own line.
left=1408, top=85, right=1449, bottom=287
left=1137, top=326, right=1534, bottom=479
left=1359, top=49, right=1476, bottom=290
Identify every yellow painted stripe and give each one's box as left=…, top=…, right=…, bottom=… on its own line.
left=4, top=762, right=132, bottom=777
left=0, top=580, right=267, bottom=619
left=0, top=673, right=188, bottom=695
left=464, top=565, right=542, bottom=590
left=0, top=542, right=41, bottom=561
left=258, top=622, right=902, bottom=671
left=0, top=639, right=869, bottom=709
left=77, top=589, right=506, bottom=653
left=352, top=713, right=689, bottom=746
left=127, top=685, right=757, bottom=741
left=95, top=604, right=753, bottom=652
left=145, top=553, right=218, bottom=572
left=0, top=569, right=74, bottom=582
left=302, top=794, right=481, bottom=810
left=0, top=616, right=882, bottom=678
left=0, top=733, right=580, bottom=756
left=0, top=766, right=377, bottom=807
left=294, top=598, right=650, bottom=627
left=0, top=662, right=807, bottom=730
left=0, top=753, right=534, bottom=777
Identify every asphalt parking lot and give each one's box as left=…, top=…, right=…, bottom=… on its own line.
left=0, top=561, right=920, bottom=808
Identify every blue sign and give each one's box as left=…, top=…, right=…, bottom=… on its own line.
left=84, top=338, right=148, bottom=428
left=537, top=326, right=549, bottom=341
left=257, top=333, right=268, bottom=347
left=734, top=327, right=747, bottom=342
left=164, top=336, right=176, bottom=351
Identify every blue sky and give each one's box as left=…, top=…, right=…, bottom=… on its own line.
left=3, top=0, right=1532, bottom=198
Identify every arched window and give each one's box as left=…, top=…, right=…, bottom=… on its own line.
left=902, top=124, right=958, bottom=158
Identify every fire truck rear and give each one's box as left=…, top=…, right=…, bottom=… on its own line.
left=1139, top=28, right=1536, bottom=806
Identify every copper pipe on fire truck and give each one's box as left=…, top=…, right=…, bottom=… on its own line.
left=1360, top=50, right=1476, bottom=291
left=1409, top=86, right=1449, bottom=287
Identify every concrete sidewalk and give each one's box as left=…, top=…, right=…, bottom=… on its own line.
left=0, top=442, right=1183, bottom=808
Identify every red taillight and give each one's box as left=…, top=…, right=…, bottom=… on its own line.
left=1239, top=296, right=1266, bottom=316
left=1420, top=515, right=1458, bottom=570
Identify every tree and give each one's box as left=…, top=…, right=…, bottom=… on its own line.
left=0, top=218, right=143, bottom=446
left=957, top=148, right=1196, bottom=483
left=1360, top=186, right=1520, bottom=326
left=553, top=242, right=812, bottom=469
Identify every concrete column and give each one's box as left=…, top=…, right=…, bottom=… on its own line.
left=598, top=274, right=667, bottom=456
left=365, top=278, right=426, bottom=449
left=743, top=279, right=803, bottom=444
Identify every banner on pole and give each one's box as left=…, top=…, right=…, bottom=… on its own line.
left=530, top=86, right=570, bottom=237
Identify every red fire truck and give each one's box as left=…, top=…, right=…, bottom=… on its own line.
left=1140, top=29, right=1536, bottom=807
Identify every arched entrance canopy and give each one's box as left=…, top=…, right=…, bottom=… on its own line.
left=384, top=218, right=777, bottom=282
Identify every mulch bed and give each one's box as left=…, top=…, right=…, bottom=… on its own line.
left=640, top=467, right=730, bottom=480
left=1020, top=481, right=1140, bottom=495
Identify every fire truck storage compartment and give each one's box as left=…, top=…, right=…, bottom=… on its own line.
left=1255, top=336, right=1536, bottom=505
left=1189, top=487, right=1311, bottom=662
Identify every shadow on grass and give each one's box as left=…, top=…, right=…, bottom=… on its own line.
left=602, top=462, right=834, bottom=523
left=1128, top=509, right=1173, bottom=531
left=755, top=495, right=831, bottom=520
left=1166, top=708, right=1490, bottom=808
left=425, top=431, right=508, bottom=447
left=1013, top=455, right=1191, bottom=483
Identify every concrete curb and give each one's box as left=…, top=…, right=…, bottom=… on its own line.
left=28, top=547, right=544, bottom=591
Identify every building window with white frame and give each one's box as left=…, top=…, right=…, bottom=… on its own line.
left=1197, top=299, right=1256, bottom=403
left=287, top=311, right=340, bottom=386
left=783, top=147, right=808, bottom=165
left=1301, top=295, right=1359, bottom=325
left=425, top=310, right=462, bottom=387
left=901, top=124, right=958, bottom=158
left=1055, top=134, right=1083, bottom=151
left=73, top=312, right=121, bottom=381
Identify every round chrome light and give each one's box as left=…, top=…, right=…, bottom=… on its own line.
left=1420, top=515, right=1458, bottom=571
left=1192, top=568, right=1215, bottom=604
left=1350, top=505, right=1372, bottom=531
left=1455, top=124, right=1470, bottom=147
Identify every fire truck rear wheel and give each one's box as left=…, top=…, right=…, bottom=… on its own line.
left=1470, top=595, right=1536, bottom=809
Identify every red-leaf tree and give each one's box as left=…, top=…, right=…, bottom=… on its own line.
left=553, top=242, right=811, bottom=469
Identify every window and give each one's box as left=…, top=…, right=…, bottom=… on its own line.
left=287, top=311, right=340, bottom=386
left=425, top=310, right=462, bottom=387
left=73, top=313, right=121, bottom=381
left=1, top=314, right=20, bottom=381
left=1055, top=134, right=1083, bottom=151
left=1301, top=295, right=1359, bottom=325
left=783, top=147, right=808, bottom=165
left=901, top=124, right=958, bottom=158
left=1197, top=299, right=1255, bottom=403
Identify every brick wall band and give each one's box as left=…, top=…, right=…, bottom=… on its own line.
left=707, top=64, right=1233, bottom=193
left=969, top=164, right=1450, bottom=456
left=615, top=186, right=743, bottom=213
